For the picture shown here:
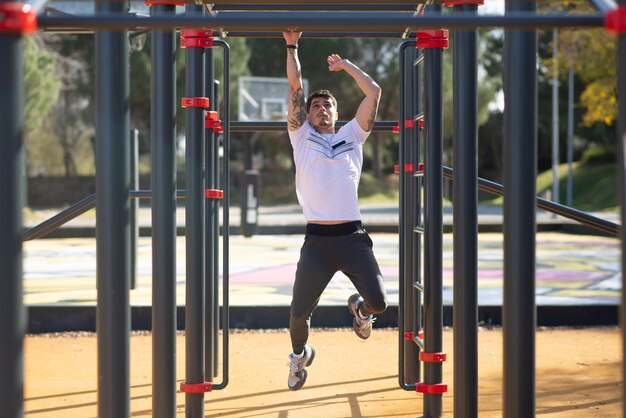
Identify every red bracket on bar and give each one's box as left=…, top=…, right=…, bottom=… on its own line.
left=443, top=0, right=484, bottom=6
left=416, top=382, right=448, bottom=394
left=417, top=163, right=424, bottom=172
left=181, top=97, right=209, bottom=108
left=180, top=382, right=213, bottom=393
left=392, top=119, right=416, bottom=133
left=180, top=28, right=213, bottom=48
left=420, top=352, right=447, bottom=363
left=145, top=0, right=186, bottom=6
left=404, top=331, right=413, bottom=341
left=205, top=111, right=223, bottom=133
left=0, top=3, right=36, bottom=34
left=205, top=189, right=224, bottom=199
left=416, top=30, right=449, bottom=49
left=606, top=6, right=626, bottom=34
left=393, top=164, right=415, bottom=174
left=418, top=119, right=425, bottom=129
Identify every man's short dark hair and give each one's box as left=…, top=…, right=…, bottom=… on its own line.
left=306, top=90, right=337, bottom=113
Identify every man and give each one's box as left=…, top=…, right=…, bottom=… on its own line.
left=283, top=31, right=388, bottom=391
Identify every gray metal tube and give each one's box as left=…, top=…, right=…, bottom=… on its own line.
left=212, top=39, right=231, bottom=390
left=551, top=28, right=559, bottom=204
left=617, top=2, right=626, bottom=417
left=588, top=0, right=617, bottom=12
left=503, top=1, right=537, bottom=417
left=205, top=42, right=217, bottom=382
left=403, top=45, right=420, bottom=386
left=150, top=3, right=177, bottom=418
left=130, top=128, right=139, bottom=290
left=566, top=67, right=574, bottom=207
left=36, top=12, right=606, bottom=32
left=452, top=4, right=478, bottom=418
left=422, top=5, right=444, bottom=417
left=184, top=4, right=206, bottom=416
left=0, top=8, right=26, bottom=417
left=95, top=0, right=131, bottom=416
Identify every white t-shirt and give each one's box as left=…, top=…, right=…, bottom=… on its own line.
left=288, top=119, right=370, bottom=222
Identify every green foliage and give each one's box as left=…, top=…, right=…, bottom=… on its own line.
left=580, top=146, right=616, bottom=166
left=24, top=36, right=61, bottom=134
left=536, top=162, right=618, bottom=211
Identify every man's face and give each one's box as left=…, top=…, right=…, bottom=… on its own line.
left=307, top=97, right=337, bottom=132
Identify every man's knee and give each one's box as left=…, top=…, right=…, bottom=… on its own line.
left=290, top=305, right=312, bottom=322
left=365, top=294, right=388, bottom=314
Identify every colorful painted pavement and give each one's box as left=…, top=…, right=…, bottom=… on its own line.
left=23, top=232, right=620, bottom=307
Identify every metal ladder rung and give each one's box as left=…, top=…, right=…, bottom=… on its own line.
left=414, top=171, right=424, bottom=178
left=413, top=281, right=424, bottom=292
left=414, top=335, right=424, bottom=350
left=413, top=226, right=424, bottom=234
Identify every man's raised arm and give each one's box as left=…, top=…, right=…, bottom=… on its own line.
left=327, top=54, right=381, bottom=132
left=283, top=32, right=306, bottom=131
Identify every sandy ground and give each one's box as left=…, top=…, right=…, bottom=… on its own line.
left=24, top=327, right=621, bottom=417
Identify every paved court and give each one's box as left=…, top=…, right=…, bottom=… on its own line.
left=23, top=231, right=621, bottom=307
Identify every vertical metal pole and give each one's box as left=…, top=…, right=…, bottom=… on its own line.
left=566, top=67, right=574, bottom=207
left=0, top=5, right=25, bottom=416
left=205, top=42, right=217, bottom=380
left=452, top=3, right=478, bottom=417
left=185, top=4, right=206, bottom=416
left=616, top=2, right=626, bottom=417
left=503, top=1, right=537, bottom=417
left=212, top=79, right=221, bottom=377
left=402, top=44, right=419, bottom=385
left=95, top=0, right=131, bottom=416
left=130, top=128, right=139, bottom=290
left=150, top=3, right=177, bottom=418
left=551, top=28, right=559, bottom=203
left=423, top=5, right=444, bottom=417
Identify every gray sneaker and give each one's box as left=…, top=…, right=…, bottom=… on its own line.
left=287, top=345, right=316, bottom=391
left=348, top=293, right=375, bottom=340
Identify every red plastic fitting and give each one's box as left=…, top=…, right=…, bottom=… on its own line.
left=404, top=331, right=413, bottom=341
left=394, top=165, right=400, bottom=174
left=443, top=0, right=485, bottom=6
left=606, top=6, right=626, bottom=34
left=180, top=382, right=213, bottom=393
left=205, top=189, right=224, bottom=199
left=418, top=330, right=424, bottom=340
left=145, top=0, right=186, bottom=6
left=181, top=97, right=209, bottom=108
left=205, top=111, right=223, bottom=133
left=420, top=352, right=447, bottom=363
left=418, top=119, right=425, bottom=129
left=180, top=28, right=213, bottom=48
left=416, top=30, right=449, bottom=49
left=0, top=3, right=36, bottom=34
left=417, top=163, right=424, bottom=172
left=392, top=120, right=416, bottom=133
left=416, top=382, right=448, bottom=394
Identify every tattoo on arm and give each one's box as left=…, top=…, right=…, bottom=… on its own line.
left=366, top=99, right=379, bottom=132
left=289, top=88, right=307, bottom=130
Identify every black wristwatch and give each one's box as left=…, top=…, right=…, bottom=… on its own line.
left=286, top=44, right=298, bottom=49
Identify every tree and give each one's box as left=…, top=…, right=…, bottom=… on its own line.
left=23, top=34, right=62, bottom=175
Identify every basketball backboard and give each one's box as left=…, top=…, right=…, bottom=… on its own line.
left=238, top=76, right=308, bottom=121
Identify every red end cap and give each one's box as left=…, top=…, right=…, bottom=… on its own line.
left=606, top=6, right=626, bottom=34
left=181, top=97, right=209, bottom=108
left=416, top=383, right=448, bottom=394
left=419, top=352, right=447, bottom=363
left=392, top=125, right=400, bottom=134
left=205, top=189, right=224, bottom=199
left=418, top=119, right=425, bottom=129
left=394, top=165, right=400, bottom=174
left=416, top=30, right=449, bottom=49
left=0, top=3, right=37, bottom=34
left=443, top=0, right=485, bottom=6
left=417, top=163, right=424, bottom=172
left=180, top=382, right=213, bottom=393
left=418, top=330, right=424, bottom=340
left=145, top=0, right=186, bottom=6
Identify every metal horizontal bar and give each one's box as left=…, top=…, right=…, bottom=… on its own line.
left=414, top=335, right=424, bottom=350
left=229, top=120, right=397, bottom=132
left=414, top=281, right=424, bottom=292
left=209, top=4, right=423, bottom=11
left=442, top=166, right=620, bottom=237
left=37, top=12, right=606, bottom=31
left=207, top=0, right=431, bottom=4
left=24, top=194, right=96, bottom=241
left=414, top=226, right=424, bottom=234
left=414, top=112, right=425, bottom=121
left=219, top=31, right=412, bottom=38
